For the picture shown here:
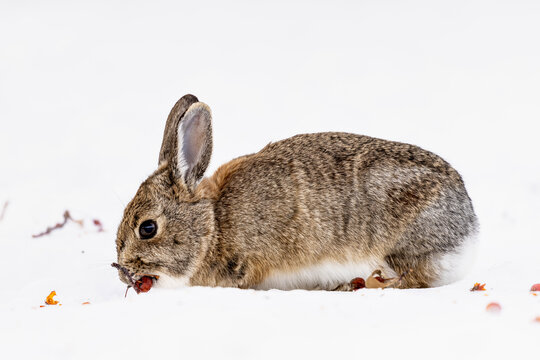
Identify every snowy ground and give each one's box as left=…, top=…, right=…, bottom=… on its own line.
left=1, top=1, right=539, bottom=359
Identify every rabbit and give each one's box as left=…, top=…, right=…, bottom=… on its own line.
left=114, top=94, right=478, bottom=291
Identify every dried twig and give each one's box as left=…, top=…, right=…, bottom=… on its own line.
left=32, top=210, right=83, bottom=238
left=111, top=263, right=158, bottom=296
left=111, top=262, right=135, bottom=297
left=0, top=201, right=8, bottom=222
left=111, top=262, right=136, bottom=286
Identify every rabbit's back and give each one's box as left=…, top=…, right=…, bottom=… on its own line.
left=199, top=132, right=477, bottom=289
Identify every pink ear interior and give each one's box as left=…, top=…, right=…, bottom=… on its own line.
left=181, top=112, right=207, bottom=170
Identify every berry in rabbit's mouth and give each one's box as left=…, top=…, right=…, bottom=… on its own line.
left=134, top=276, right=156, bottom=293
left=111, top=262, right=159, bottom=295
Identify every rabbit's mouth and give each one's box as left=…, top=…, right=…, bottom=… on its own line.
left=132, top=274, right=159, bottom=293
left=111, top=262, right=160, bottom=294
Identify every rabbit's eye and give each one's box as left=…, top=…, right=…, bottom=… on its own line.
left=139, top=220, right=157, bottom=239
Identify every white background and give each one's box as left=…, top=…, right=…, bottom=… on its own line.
left=0, top=1, right=539, bottom=359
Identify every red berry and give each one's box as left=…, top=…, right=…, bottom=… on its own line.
left=530, top=284, right=540, bottom=292
left=351, top=277, right=366, bottom=290
left=135, top=276, right=153, bottom=293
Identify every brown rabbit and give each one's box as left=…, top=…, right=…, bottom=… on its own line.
left=114, top=94, right=478, bottom=291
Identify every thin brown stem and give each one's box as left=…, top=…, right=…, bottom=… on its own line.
left=111, top=262, right=138, bottom=297
left=111, top=263, right=136, bottom=286
left=32, top=210, right=83, bottom=238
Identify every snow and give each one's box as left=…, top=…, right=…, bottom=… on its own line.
left=1, top=0, right=539, bottom=359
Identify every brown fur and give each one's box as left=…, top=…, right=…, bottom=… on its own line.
left=115, top=95, right=478, bottom=290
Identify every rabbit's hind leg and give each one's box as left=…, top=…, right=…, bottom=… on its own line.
left=384, top=234, right=477, bottom=289
left=328, top=282, right=354, bottom=291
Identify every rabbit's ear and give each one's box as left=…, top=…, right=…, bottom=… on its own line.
left=159, top=94, right=199, bottom=166
left=173, top=102, right=213, bottom=189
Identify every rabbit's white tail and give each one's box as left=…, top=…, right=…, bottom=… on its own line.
left=430, top=231, right=479, bottom=287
